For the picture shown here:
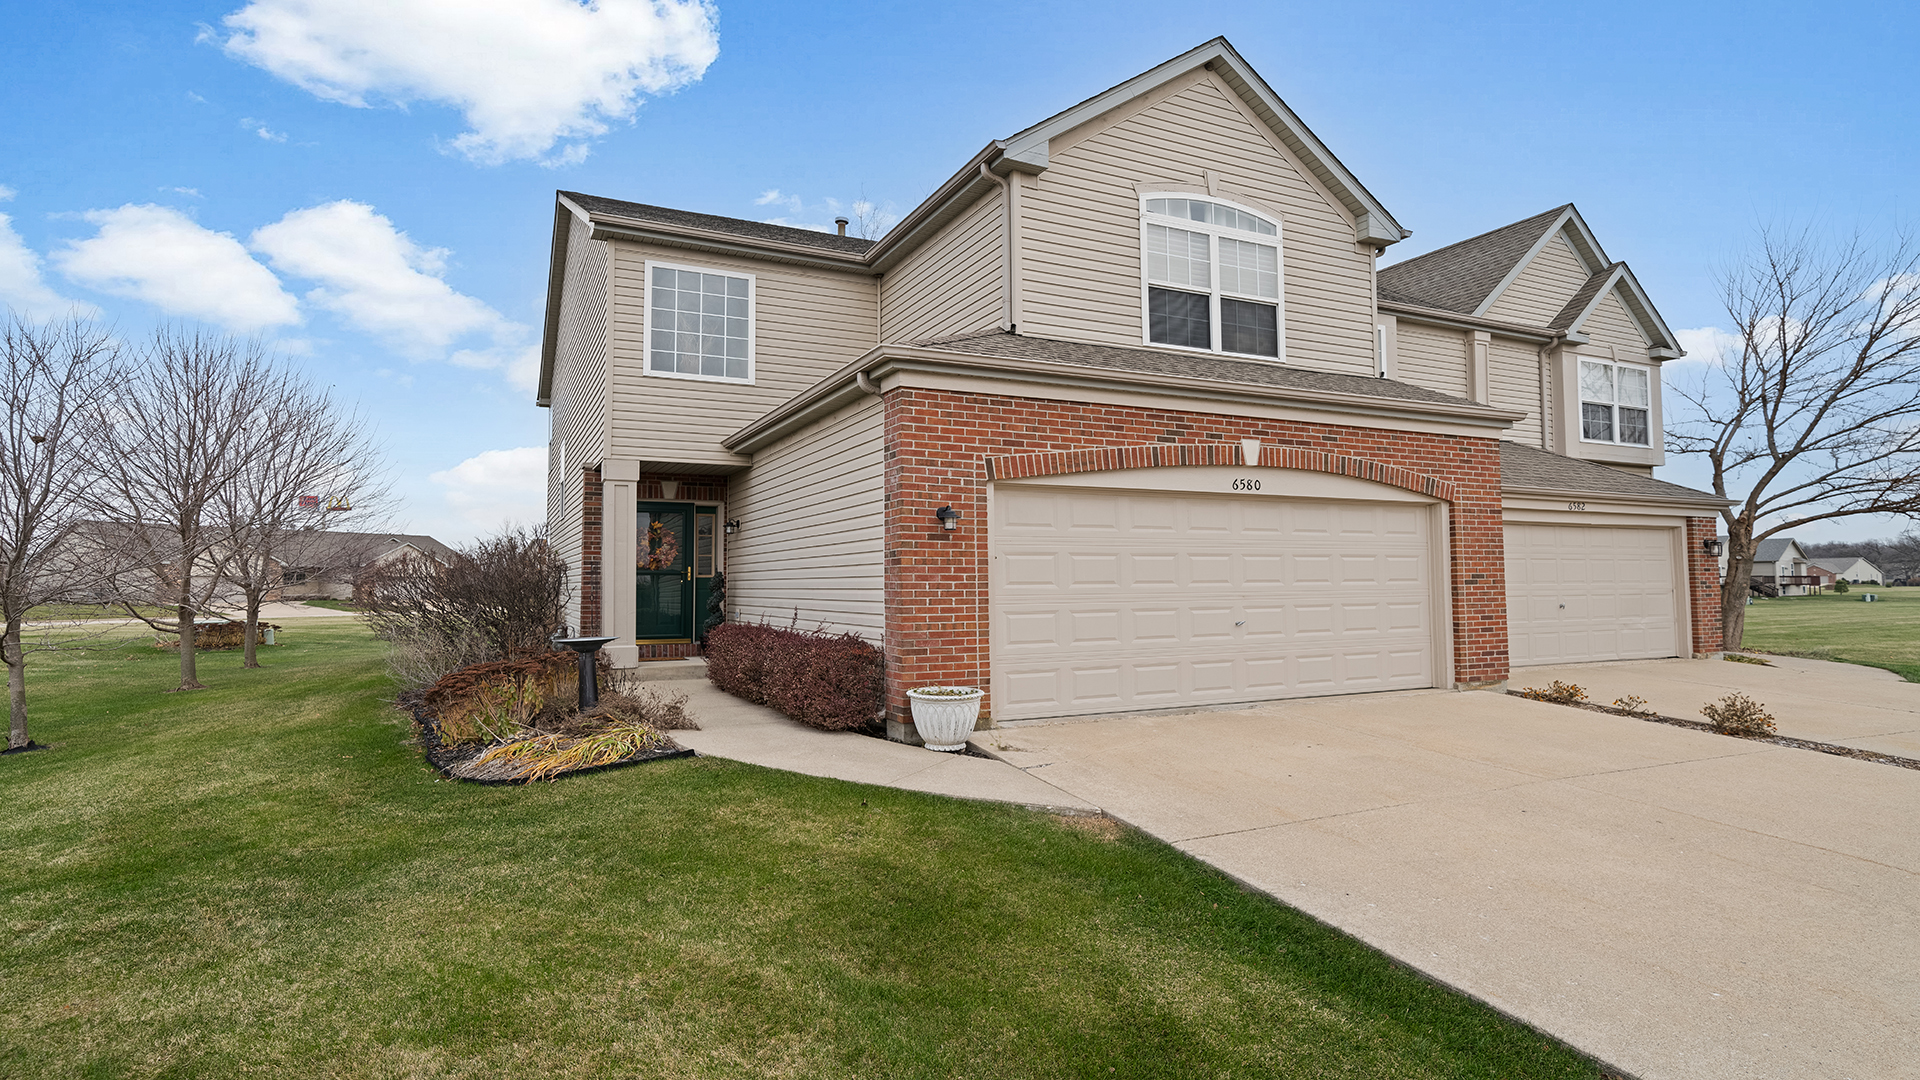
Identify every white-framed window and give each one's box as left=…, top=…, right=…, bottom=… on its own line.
left=1578, top=358, right=1651, bottom=446
left=646, top=261, right=755, bottom=383
left=1140, top=196, right=1283, bottom=360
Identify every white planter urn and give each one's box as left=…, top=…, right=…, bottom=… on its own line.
left=906, top=686, right=984, bottom=751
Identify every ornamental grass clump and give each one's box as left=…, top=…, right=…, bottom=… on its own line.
left=472, top=723, right=673, bottom=782
left=1702, top=692, right=1777, bottom=737
left=1517, top=681, right=1587, bottom=704
left=421, top=651, right=578, bottom=745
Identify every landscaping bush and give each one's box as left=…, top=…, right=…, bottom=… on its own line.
left=421, top=651, right=578, bottom=744
left=704, top=621, right=884, bottom=731
left=1516, top=680, right=1587, bottom=704
left=1612, top=694, right=1655, bottom=717
left=1835, top=580, right=1851, bottom=593
left=361, top=525, right=567, bottom=684
left=1702, top=692, right=1778, bottom=737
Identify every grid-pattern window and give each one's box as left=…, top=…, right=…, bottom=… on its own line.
left=1579, top=359, right=1651, bottom=446
left=1142, top=196, right=1281, bottom=359
left=649, top=265, right=752, bottom=381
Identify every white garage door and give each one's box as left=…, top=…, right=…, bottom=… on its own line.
left=1504, top=523, right=1679, bottom=666
left=991, top=485, right=1436, bottom=721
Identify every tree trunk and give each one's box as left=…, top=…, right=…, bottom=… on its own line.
left=1720, top=520, right=1757, bottom=653
left=5, top=618, right=26, bottom=750
left=243, top=590, right=262, bottom=669
left=177, top=572, right=204, bottom=690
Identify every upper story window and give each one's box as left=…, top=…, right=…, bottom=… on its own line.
left=1141, top=197, right=1282, bottom=360
left=648, top=262, right=754, bottom=383
left=1579, top=358, right=1651, bottom=446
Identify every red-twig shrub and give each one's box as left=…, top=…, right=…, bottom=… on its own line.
left=704, top=622, right=883, bottom=731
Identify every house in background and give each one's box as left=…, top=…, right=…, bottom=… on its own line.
left=1750, top=538, right=1817, bottom=596
left=1812, top=556, right=1883, bottom=585
left=538, top=37, right=1727, bottom=742
left=273, top=531, right=455, bottom=602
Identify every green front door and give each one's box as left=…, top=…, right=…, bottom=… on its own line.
left=636, top=503, right=693, bottom=641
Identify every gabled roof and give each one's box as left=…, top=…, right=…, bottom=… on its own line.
left=560, top=191, right=877, bottom=258
left=1499, top=442, right=1726, bottom=508
left=1752, top=537, right=1805, bottom=563
left=278, top=530, right=457, bottom=567
left=1378, top=206, right=1573, bottom=314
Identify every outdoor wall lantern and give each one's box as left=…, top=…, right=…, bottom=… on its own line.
left=935, top=505, right=961, bottom=531
left=724, top=519, right=741, bottom=535
left=1703, top=537, right=1726, bottom=556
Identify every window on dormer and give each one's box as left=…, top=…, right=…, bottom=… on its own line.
left=1142, top=197, right=1282, bottom=359
left=1579, top=359, right=1651, bottom=446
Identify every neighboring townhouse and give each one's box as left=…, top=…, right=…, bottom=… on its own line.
left=1750, top=538, right=1816, bottom=596
left=1811, top=557, right=1883, bottom=585
left=537, top=37, right=1728, bottom=742
left=273, top=531, right=456, bottom=602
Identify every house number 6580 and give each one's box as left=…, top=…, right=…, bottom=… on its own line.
left=1232, top=478, right=1262, bottom=491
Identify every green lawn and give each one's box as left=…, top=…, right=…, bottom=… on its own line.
left=294, top=597, right=361, bottom=612
left=0, top=624, right=1599, bottom=1079
left=1742, top=585, right=1920, bottom=682
left=22, top=602, right=175, bottom=622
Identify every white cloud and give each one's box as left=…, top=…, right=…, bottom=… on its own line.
left=0, top=212, right=95, bottom=319
left=251, top=200, right=512, bottom=350
left=165, top=186, right=203, bottom=198
left=1673, top=326, right=1741, bottom=366
left=0, top=185, right=15, bottom=202
left=240, top=118, right=288, bottom=142
left=429, top=446, right=547, bottom=532
left=756, top=191, right=899, bottom=239
left=219, top=0, right=720, bottom=165
left=53, top=204, right=298, bottom=329
left=754, top=188, right=801, bottom=214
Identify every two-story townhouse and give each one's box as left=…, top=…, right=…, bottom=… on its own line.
left=538, top=37, right=1727, bottom=743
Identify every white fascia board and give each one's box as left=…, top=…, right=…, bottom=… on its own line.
left=997, top=37, right=1406, bottom=246
left=537, top=197, right=594, bottom=407
left=1470, top=208, right=1575, bottom=318
left=1608, top=263, right=1683, bottom=353
left=1557, top=265, right=1630, bottom=338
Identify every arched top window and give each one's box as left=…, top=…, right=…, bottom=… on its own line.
left=1140, top=195, right=1283, bottom=360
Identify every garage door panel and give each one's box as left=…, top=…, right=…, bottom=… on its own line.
left=1505, top=523, right=1678, bottom=667
left=994, top=487, right=1437, bottom=720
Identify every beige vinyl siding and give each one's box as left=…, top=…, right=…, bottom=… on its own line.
left=726, top=395, right=885, bottom=640
left=1484, top=231, right=1592, bottom=325
left=1019, top=73, right=1376, bottom=377
left=548, top=211, right=612, bottom=627
left=1488, top=339, right=1544, bottom=446
left=880, top=190, right=1004, bottom=343
left=1582, top=289, right=1653, bottom=359
left=607, top=242, right=877, bottom=469
left=1394, top=320, right=1470, bottom=399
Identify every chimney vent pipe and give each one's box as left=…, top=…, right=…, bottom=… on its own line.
left=835, top=216, right=849, bottom=236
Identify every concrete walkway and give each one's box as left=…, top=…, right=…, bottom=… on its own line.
left=1516, top=653, right=1920, bottom=758
left=973, top=688, right=1920, bottom=1080
left=639, top=666, right=1096, bottom=813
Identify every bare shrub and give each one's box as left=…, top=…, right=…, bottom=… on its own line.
left=1702, top=692, right=1778, bottom=736
left=704, top=621, right=883, bottom=731
left=362, top=525, right=566, bottom=675
left=1612, top=695, right=1655, bottom=717
left=386, top=628, right=494, bottom=692
left=1517, top=681, right=1588, bottom=704
left=571, top=686, right=697, bottom=733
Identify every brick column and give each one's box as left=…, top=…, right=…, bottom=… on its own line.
left=579, top=466, right=603, bottom=636
left=1686, top=516, right=1725, bottom=655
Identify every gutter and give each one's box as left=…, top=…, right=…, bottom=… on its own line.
left=1502, top=483, right=1732, bottom=511
left=726, top=344, right=1525, bottom=455
left=1377, top=300, right=1572, bottom=344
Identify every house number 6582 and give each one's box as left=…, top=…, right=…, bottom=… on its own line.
left=1567, top=501, right=1587, bottom=511
left=1232, top=478, right=1262, bottom=491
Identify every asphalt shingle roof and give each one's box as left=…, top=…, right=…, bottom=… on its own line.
left=1377, top=205, right=1570, bottom=314
left=1752, top=537, right=1801, bottom=563
left=921, top=332, right=1484, bottom=408
left=1547, top=270, right=1614, bottom=332
left=1499, top=441, right=1723, bottom=504
left=560, top=191, right=877, bottom=257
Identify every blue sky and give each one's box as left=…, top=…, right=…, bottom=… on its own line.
left=3, top=0, right=1915, bottom=543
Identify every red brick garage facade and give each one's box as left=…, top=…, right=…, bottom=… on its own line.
left=879, top=387, right=1510, bottom=740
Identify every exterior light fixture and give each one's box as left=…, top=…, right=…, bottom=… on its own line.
left=1703, top=536, right=1726, bottom=556
left=724, top=518, right=741, bottom=535
left=935, top=505, right=961, bottom=531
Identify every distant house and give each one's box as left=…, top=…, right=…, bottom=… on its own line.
left=273, top=531, right=456, bottom=602
left=1811, top=557, right=1883, bottom=585
left=1750, top=538, right=1817, bottom=596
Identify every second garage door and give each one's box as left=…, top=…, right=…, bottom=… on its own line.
left=1504, top=523, right=1680, bottom=666
left=991, top=484, right=1437, bottom=721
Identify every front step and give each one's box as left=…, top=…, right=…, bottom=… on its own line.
left=619, top=658, right=708, bottom=683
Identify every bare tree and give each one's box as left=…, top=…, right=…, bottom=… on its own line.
left=1668, top=226, right=1920, bottom=647
left=0, top=316, right=124, bottom=749
left=213, top=378, right=390, bottom=667
left=361, top=525, right=567, bottom=664
left=85, top=329, right=283, bottom=691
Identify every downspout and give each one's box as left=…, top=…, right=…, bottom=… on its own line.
left=980, top=162, right=1019, bottom=334
left=1536, top=333, right=1566, bottom=451
left=856, top=371, right=880, bottom=396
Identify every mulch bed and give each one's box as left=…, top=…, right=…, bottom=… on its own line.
left=1506, top=692, right=1920, bottom=772
left=403, top=696, right=692, bottom=786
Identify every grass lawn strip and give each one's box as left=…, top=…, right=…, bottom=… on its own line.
left=0, top=622, right=1607, bottom=1078
left=1740, top=585, right=1920, bottom=682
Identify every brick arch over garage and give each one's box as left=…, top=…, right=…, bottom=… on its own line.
left=983, top=442, right=1458, bottom=503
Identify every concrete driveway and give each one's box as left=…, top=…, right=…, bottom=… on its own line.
left=977, top=682, right=1920, bottom=1080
